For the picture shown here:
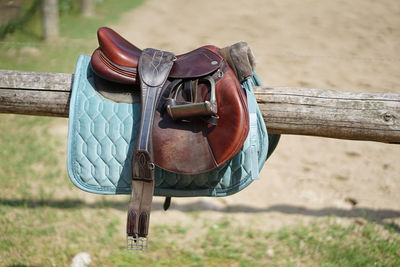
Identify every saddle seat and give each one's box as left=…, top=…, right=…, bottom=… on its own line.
left=92, top=27, right=223, bottom=84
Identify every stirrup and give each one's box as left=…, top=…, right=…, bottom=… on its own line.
left=127, top=234, right=148, bottom=251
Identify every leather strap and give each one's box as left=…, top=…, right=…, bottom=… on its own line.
left=127, top=48, right=175, bottom=250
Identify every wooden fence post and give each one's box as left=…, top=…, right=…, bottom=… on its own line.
left=0, top=70, right=399, bottom=143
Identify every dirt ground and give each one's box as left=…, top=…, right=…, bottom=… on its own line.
left=64, top=0, right=400, bottom=233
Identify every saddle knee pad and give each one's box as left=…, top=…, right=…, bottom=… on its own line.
left=67, top=55, right=271, bottom=197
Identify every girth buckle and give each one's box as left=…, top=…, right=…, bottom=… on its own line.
left=127, top=234, right=148, bottom=251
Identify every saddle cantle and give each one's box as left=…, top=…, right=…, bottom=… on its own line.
left=67, top=26, right=277, bottom=251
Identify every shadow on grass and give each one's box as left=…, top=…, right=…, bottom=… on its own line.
left=0, top=198, right=126, bottom=210
left=1, top=197, right=399, bottom=231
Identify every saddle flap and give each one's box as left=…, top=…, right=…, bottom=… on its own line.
left=152, top=66, right=249, bottom=174
left=169, top=47, right=223, bottom=79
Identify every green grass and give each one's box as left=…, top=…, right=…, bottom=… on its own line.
left=0, top=0, right=144, bottom=73
left=1, top=134, right=399, bottom=266
left=58, top=0, right=144, bottom=40
left=0, top=115, right=60, bottom=197
left=1, top=115, right=398, bottom=266
left=1, top=119, right=400, bottom=266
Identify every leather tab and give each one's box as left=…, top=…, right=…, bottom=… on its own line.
left=132, top=150, right=154, bottom=182
left=127, top=210, right=137, bottom=236
left=163, top=197, right=171, bottom=211
left=138, top=211, right=149, bottom=237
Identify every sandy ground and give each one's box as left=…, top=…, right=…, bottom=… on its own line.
left=61, top=0, right=400, bottom=233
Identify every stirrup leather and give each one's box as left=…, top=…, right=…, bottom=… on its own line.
left=126, top=48, right=175, bottom=250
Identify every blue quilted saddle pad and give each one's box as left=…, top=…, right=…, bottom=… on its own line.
left=67, top=55, right=269, bottom=197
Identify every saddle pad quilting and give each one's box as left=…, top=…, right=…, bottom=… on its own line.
left=67, top=55, right=269, bottom=197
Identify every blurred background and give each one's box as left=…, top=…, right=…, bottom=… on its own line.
left=0, top=0, right=399, bottom=265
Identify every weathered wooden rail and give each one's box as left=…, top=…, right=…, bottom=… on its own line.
left=0, top=70, right=399, bottom=143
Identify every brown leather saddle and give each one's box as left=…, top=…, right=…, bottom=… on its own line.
left=90, top=27, right=249, bottom=250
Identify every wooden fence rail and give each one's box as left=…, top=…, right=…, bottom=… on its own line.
left=0, top=70, right=399, bottom=143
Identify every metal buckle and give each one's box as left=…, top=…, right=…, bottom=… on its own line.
left=127, top=235, right=148, bottom=251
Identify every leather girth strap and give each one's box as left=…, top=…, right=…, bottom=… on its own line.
left=127, top=48, right=175, bottom=250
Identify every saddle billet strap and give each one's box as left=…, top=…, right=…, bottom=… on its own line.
left=127, top=179, right=154, bottom=251
left=127, top=48, right=175, bottom=250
